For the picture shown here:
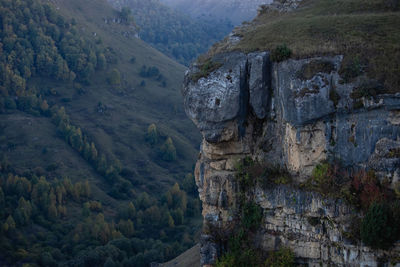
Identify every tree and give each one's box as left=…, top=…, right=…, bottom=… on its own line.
left=14, top=197, right=32, bottom=226
left=70, top=127, right=83, bottom=151
left=83, top=142, right=91, bottom=160
left=118, top=219, right=134, bottom=237
left=144, top=205, right=161, bottom=225
left=4, top=215, right=16, bottom=232
left=82, top=180, right=91, bottom=198
left=146, top=123, right=158, bottom=145
left=160, top=137, right=176, bottom=161
left=97, top=154, right=108, bottom=174
left=0, top=187, right=4, bottom=210
left=104, top=257, right=116, bottom=267
left=127, top=202, right=136, bottom=219
left=56, top=185, right=66, bottom=204
left=82, top=202, right=91, bottom=217
left=40, top=99, right=49, bottom=112
left=360, top=202, right=398, bottom=249
left=97, top=53, right=107, bottom=70
left=167, top=213, right=175, bottom=228
left=264, top=247, right=295, bottom=267
left=182, top=173, right=197, bottom=196
left=172, top=208, right=184, bottom=225
left=107, top=68, right=121, bottom=86
left=48, top=203, right=58, bottom=221
left=137, top=192, right=152, bottom=209
left=166, top=183, right=187, bottom=212
left=90, top=142, right=98, bottom=162
left=120, top=7, right=135, bottom=25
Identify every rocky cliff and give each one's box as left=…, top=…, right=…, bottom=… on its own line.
left=182, top=51, right=400, bottom=266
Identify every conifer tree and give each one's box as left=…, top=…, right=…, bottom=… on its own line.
left=146, top=123, right=158, bottom=145
left=160, top=137, right=176, bottom=161
left=4, top=215, right=16, bottom=232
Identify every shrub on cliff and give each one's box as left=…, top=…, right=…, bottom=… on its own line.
left=191, top=58, right=222, bottom=82
left=306, top=162, right=342, bottom=197
left=264, top=247, right=295, bottom=267
left=270, top=44, right=292, bottom=62
left=360, top=202, right=398, bottom=250
left=241, top=202, right=263, bottom=230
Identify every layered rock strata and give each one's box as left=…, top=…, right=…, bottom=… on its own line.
left=183, top=52, right=400, bottom=266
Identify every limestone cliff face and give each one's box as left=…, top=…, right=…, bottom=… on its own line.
left=183, top=52, right=400, bottom=266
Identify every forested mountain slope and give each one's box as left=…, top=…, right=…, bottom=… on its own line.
left=160, top=0, right=273, bottom=25
left=0, top=0, right=201, bottom=265
left=108, top=0, right=233, bottom=65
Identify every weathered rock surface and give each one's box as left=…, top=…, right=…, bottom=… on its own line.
left=183, top=51, right=400, bottom=266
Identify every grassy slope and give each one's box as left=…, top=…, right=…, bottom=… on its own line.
left=0, top=111, right=120, bottom=207
left=27, top=0, right=201, bottom=194
left=209, top=0, right=400, bottom=91
left=161, top=243, right=200, bottom=267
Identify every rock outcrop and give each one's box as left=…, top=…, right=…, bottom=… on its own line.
left=183, top=51, right=400, bottom=266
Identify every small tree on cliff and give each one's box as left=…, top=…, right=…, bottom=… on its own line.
left=360, top=202, right=398, bottom=250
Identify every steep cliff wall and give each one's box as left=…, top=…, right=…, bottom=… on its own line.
left=182, top=52, right=400, bottom=266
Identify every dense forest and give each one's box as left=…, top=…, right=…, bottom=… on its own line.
left=107, top=0, right=233, bottom=65
left=0, top=0, right=201, bottom=265
left=0, top=156, right=200, bottom=266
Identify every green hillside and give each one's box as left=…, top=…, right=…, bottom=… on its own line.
left=0, top=0, right=201, bottom=265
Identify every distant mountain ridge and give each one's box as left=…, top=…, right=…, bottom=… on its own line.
left=160, top=0, right=273, bottom=25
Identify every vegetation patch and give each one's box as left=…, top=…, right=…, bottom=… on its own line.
left=386, top=148, right=400, bottom=158
left=0, top=156, right=201, bottom=266
left=361, top=202, right=399, bottom=250
left=235, top=157, right=292, bottom=190
left=338, top=56, right=365, bottom=83
left=303, top=162, right=400, bottom=249
left=303, top=163, right=396, bottom=210
left=270, top=44, right=292, bottom=62
left=214, top=199, right=265, bottom=267
left=215, top=158, right=296, bottom=266
left=298, top=60, right=335, bottom=80
left=191, top=59, right=223, bottom=82
left=341, top=216, right=362, bottom=244
left=264, top=247, right=295, bottom=267
left=350, top=80, right=384, bottom=99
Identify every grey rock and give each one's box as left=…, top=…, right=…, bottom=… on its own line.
left=200, top=234, right=218, bottom=266
left=273, top=56, right=341, bottom=126
left=183, top=51, right=400, bottom=266
left=248, top=52, right=271, bottom=119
